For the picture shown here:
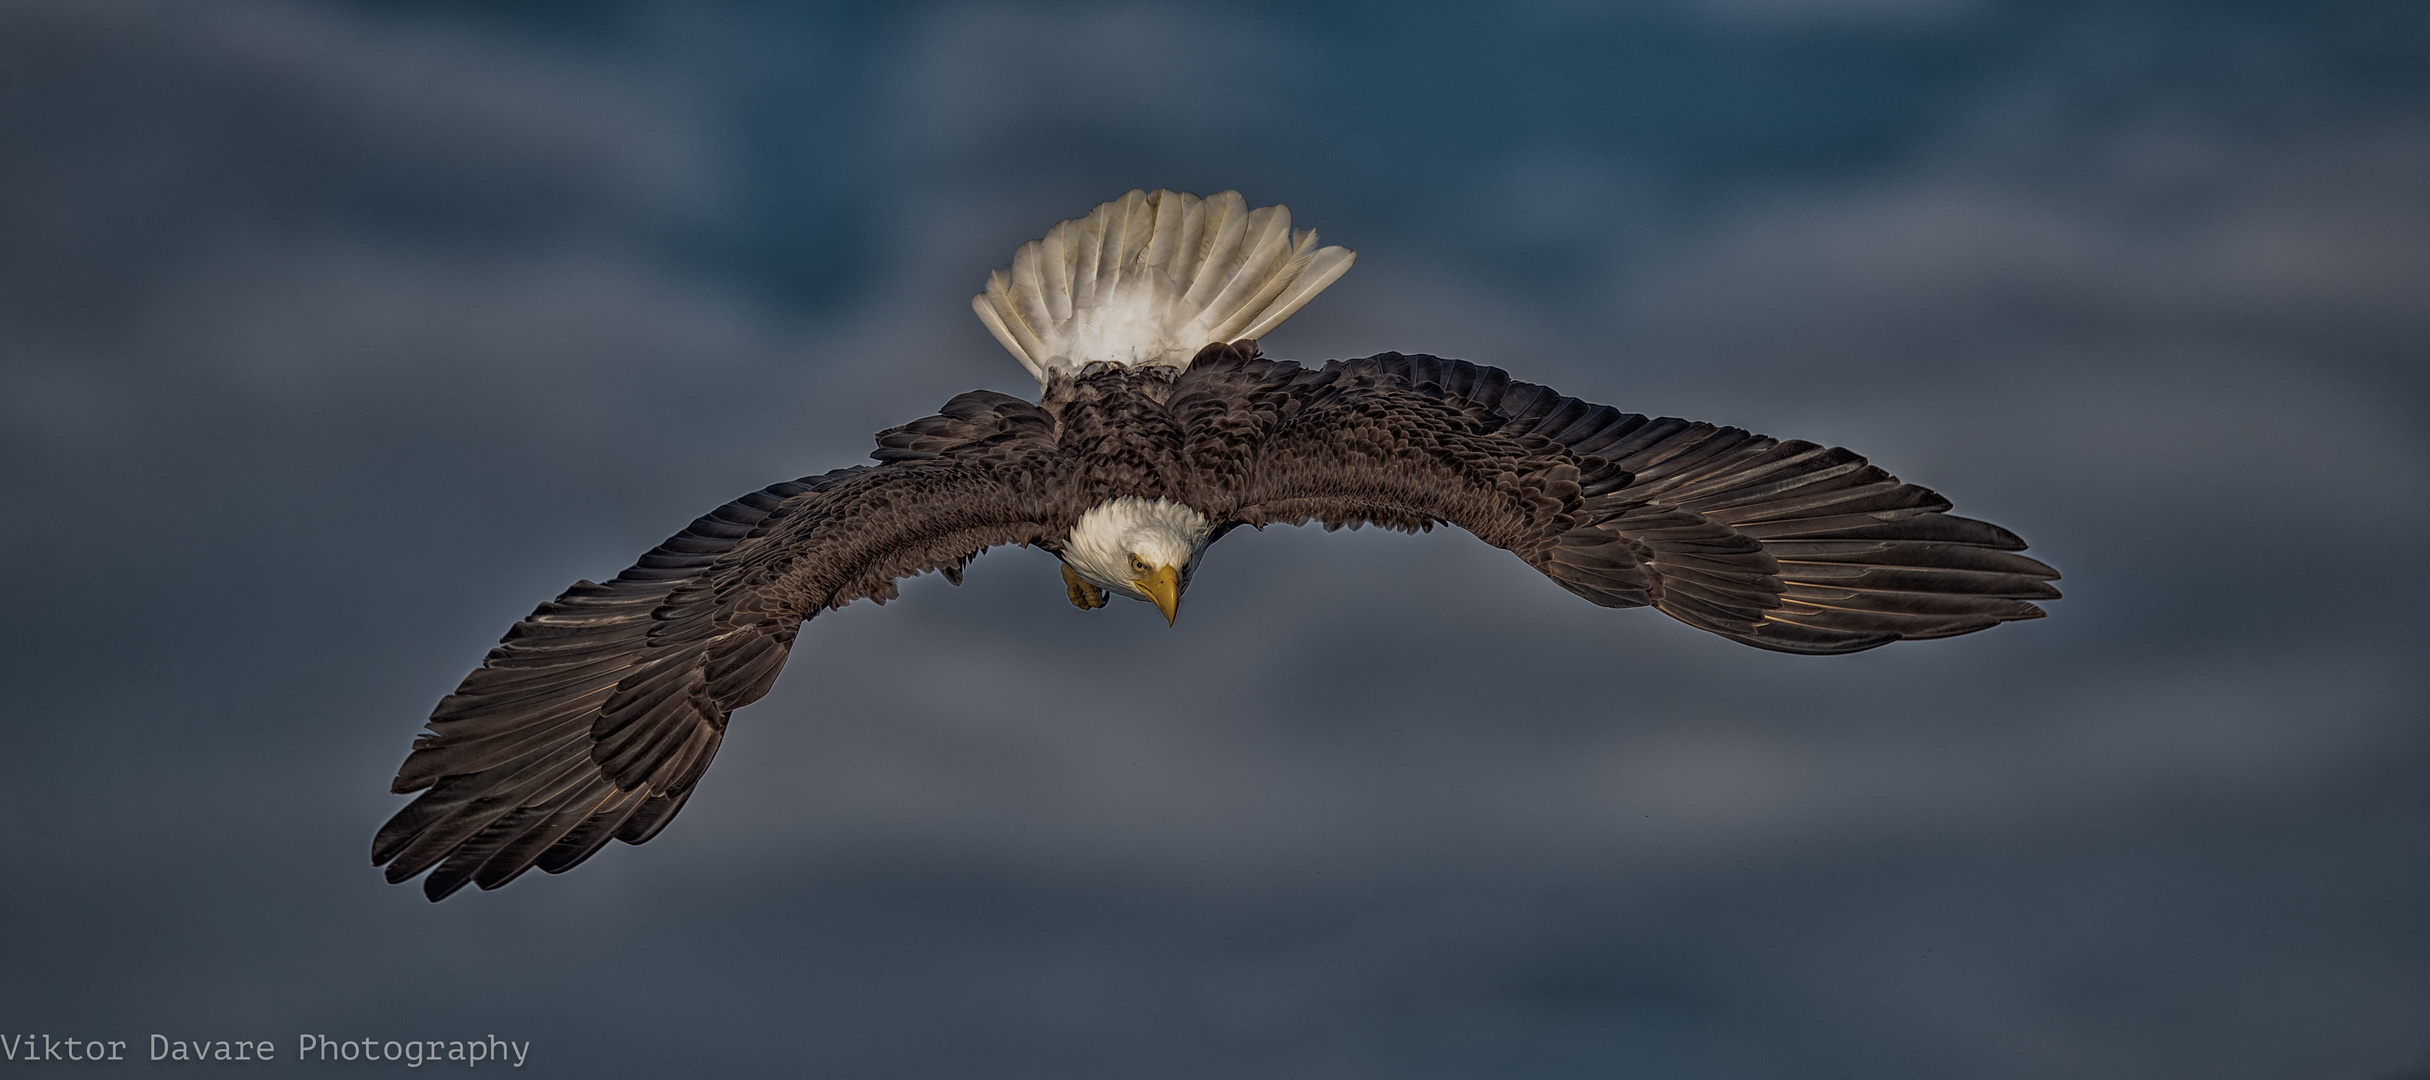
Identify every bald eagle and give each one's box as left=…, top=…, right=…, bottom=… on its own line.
left=375, top=189, right=2058, bottom=901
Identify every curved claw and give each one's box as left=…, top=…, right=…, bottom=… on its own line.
left=1060, top=563, right=1106, bottom=610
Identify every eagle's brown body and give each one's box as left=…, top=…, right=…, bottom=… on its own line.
left=375, top=190, right=2061, bottom=900
left=375, top=343, right=2057, bottom=900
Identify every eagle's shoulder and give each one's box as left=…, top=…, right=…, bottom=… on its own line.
left=869, top=389, right=1058, bottom=466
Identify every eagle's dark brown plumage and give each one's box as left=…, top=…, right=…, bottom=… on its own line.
left=374, top=344, right=2057, bottom=900
left=376, top=190, right=2056, bottom=900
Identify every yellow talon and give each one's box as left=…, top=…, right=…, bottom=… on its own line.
left=1061, top=563, right=1106, bottom=610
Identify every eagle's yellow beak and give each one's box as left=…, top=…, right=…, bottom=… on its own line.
left=1138, top=565, right=1181, bottom=626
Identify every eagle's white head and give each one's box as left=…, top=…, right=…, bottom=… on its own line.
left=1061, top=497, right=1213, bottom=625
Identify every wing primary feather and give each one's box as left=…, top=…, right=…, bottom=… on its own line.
left=379, top=429, right=1054, bottom=899
left=1257, top=352, right=2055, bottom=652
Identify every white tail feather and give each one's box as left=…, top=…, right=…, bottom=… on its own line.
left=972, top=190, right=1356, bottom=383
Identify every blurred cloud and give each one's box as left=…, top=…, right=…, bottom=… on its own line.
left=1697, top=0, right=1984, bottom=28
left=1, top=1, right=2424, bottom=1077
left=890, top=1, right=1298, bottom=155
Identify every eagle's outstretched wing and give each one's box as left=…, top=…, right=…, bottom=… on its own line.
left=374, top=391, right=1064, bottom=901
left=1176, top=349, right=2057, bottom=654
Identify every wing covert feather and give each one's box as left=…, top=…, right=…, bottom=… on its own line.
left=1178, top=350, right=2056, bottom=654
left=376, top=395, right=1065, bottom=901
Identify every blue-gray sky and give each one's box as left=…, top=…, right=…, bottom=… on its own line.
left=2, top=1, right=2426, bottom=1076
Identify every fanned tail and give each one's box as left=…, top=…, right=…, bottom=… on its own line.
left=972, top=189, right=1356, bottom=384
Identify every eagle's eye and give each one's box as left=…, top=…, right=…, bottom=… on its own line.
left=1128, top=554, right=1150, bottom=574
